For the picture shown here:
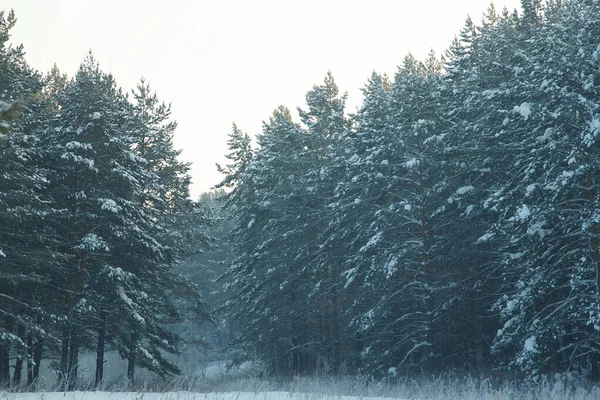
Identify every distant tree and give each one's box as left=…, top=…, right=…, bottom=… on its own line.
left=215, top=123, right=252, bottom=190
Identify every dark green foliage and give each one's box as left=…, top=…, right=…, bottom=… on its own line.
left=6, top=0, right=600, bottom=388
left=218, top=0, right=600, bottom=383
left=0, top=11, right=211, bottom=390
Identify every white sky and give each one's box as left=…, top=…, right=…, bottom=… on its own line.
left=9, top=0, right=521, bottom=199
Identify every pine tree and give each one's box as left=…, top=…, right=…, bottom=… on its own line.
left=490, top=0, right=600, bottom=379
left=296, top=72, right=351, bottom=372
left=215, top=123, right=252, bottom=190
left=0, top=9, right=53, bottom=389
left=42, top=54, right=208, bottom=388
left=331, top=71, right=395, bottom=374
left=222, top=105, right=312, bottom=375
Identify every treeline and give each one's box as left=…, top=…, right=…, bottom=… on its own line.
left=218, top=0, right=600, bottom=381
left=0, top=10, right=211, bottom=390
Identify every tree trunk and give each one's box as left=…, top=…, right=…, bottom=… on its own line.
left=0, top=341, right=9, bottom=387
left=26, top=334, right=33, bottom=388
left=61, top=248, right=87, bottom=391
left=94, top=313, right=106, bottom=388
left=33, top=338, right=42, bottom=383
left=59, top=327, right=70, bottom=390
left=328, top=263, right=341, bottom=372
left=12, top=324, right=26, bottom=387
left=590, top=351, right=600, bottom=381
left=417, top=139, right=434, bottom=369
left=586, top=169, right=600, bottom=295
left=67, top=329, right=79, bottom=391
left=127, top=330, right=137, bottom=389
left=60, top=251, right=75, bottom=390
left=0, top=318, right=12, bottom=387
left=13, top=356, right=23, bottom=387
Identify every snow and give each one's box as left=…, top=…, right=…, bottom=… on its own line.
left=590, top=117, right=600, bottom=137
left=594, top=43, right=600, bottom=60
left=319, top=167, right=327, bottom=179
left=117, top=286, right=133, bottom=307
left=506, top=299, right=516, bottom=312
left=526, top=184, right=536, bottom=194
left=65, top=141, right=93, bottom=150
left=105, top=266, right=128, bottom=279
left=343, top=267, right=358, bottom=288
left=0, top=100, right=12, bottom=113
left=513, top=66, right=523, bottom=76
left=515, top=205, right=531, bottom=221
left=1, top=392, right=406, bottom=400
left=60, top=152, right=96, bottom=170
left=509, top=252, right=524, bottom=260
left=75, top=233, right=109, bottom=251
left=524, top=336, right=538, bottom=353
left=384, top=256, right=398, bottom=279
left=405, top=158, right=419, bottom=168
left=456, top=186, right=474, bottom=195
left=139, top=345, right=159, bottom=367
left=561, top=171, right=574, bottom=179
left=476, top=232, right=494, bottom=244
left=482, top=89, right=497, bottom=99
left=536, top=128, right=554, bottom=142
left=100, top=198, right=119, bottom=213
left=349, top=154, right=360, bottom=163
left=513, top=102, right=532, bottom=120
left=117, top=286, right=145, bottom=324
left=359, top=232, right=382, bottom=253
left=526, top=221, right=549, bottom=238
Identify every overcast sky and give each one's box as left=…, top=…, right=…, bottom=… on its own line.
left=9, top=0, right=521, bottom=198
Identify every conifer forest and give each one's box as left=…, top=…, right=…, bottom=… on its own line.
left=3, top=0, right=600, bottom=392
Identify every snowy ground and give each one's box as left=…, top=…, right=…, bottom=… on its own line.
left=1, top=381, right=600, bottom=400
left=0, top=393, right=402, bottom=400
left=3, top=356, right=600, bottom=400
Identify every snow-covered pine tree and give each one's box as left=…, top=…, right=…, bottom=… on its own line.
left=372, top=53, right=448, bottom=375
left=490, top=0, right=600, bottom=379
left=329, top=71, right=395, bottom=374
left=438, top=7, right=524, bottom=371
left=296, top=72, right=351, bottom=372
left=213, top=0, right=600, bottom=382
left=215, top=123, right=252, bottom=190
left=222, top=105, right=316, bottom=376
left=42, top=53, right=137, bottom=389
left=0, top=9, right=53, bottom=389
left=338, top=53, right=454, bottom=377
left=42, top=54, right=207, bottom=389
